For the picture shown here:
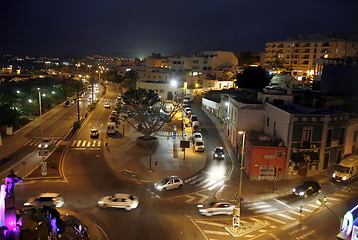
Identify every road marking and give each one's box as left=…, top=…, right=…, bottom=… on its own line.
left=258, top=229, right=267, bottom=233
left=289, top=210, right=303, bottom=216
left=71, top=141, right=76, bottom=147
left=281, top=221, right=299, bottom=230
left=274, top=198, right=292, bottom=208
left=185, top=195, right=196, bottom=203
left=300, top=208, right=313, bottom=213
left=249, top=217, right=262, bottom=223
left=307, top=203, right=318, bottom=208
left=247, top=204, right=271, bottom=210
left=243, top=234, right=256, bottom=238
left=87, top=141, right=91, bottom=147
left=203, top=230, right=230, bottom=236
left=263, top=216, right=286, bottom=224
left=208, top=180, right=225, bottom=191
left=195, top=220, right=224, bottom=227
left=76, top=140, right=82, bottom=147
left=97, top=141, right=101, bottom=147
left=270, top=225, right=277, bottom=228
left=296, top=230, right=316, bottom=239
left=196, top=179, right=211, bottom=187
left=326, top=196, right=341, bottom=201
left=276, top=213, right=295, bottom=220
left=190, top=176, right=204, bottom=184
left=334, top=193, right=350, bottom=198
left=196, top=193, right=209, bottom=203
left=255, top=208, right=278, bottom=213
left=268, top=233, right=280, bottom=240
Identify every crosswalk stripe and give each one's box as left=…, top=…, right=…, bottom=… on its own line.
left=76, top=140, right=82, bottom=147
left=87, top=141, right=91, bottom=147
left=239, top=219, right=249, bottom=224
left=334, top=193, right=350, bottom=198
left=255, top=208, right=277, bottom=213
left=243, top=235, right=256, bottom=238
left=71, top=141, right=76, bottom=147
left=276, top=213, right=295, bottom=220
left=190, top=176, right=204, bottom=185
left=263, top=216, right=286, bottom=224
left=289, top=210, right=303, bottom=216
left=258, top=229, right=268, bottom=233
left=97, top=141, right=101, bottom=147
left=196, top=179, right=211, bottom=187
left=203, top=230, right=230, bottom=236
left=247, top=204, right=271, bottom=210
left=81, top=141, right=87, bottom=147
left=195, top=220, right=224, bottom=227
left=307, top=204, right=319, bottom=208
left=300, top=208, right=313, bottom=213
left=326, top=197, right=341, bottom=201
left=208, top=180, right=225, bottom=191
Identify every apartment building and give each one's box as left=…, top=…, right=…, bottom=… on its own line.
left=264, top=32, right=358, bottom=78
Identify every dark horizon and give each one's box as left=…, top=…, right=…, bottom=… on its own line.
left=2, top=0, right=357, bottom=58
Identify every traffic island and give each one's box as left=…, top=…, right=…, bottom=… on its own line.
left=224, top=221, right=270, bottom=237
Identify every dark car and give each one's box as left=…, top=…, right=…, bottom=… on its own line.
left=292, top=180, right=321, bottom=198
left=213, top=147, right=225, bottom=160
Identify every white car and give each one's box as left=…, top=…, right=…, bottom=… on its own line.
left=155, top=176, right=183, bottom=191
left=90, top=129, right=99, bottom=138
left=104, top=103, right=110, bottom=108
left=192, top=132, right=203, bottom=143
left=98, top=193, right=138, bottom=210
left=194, top=140, right=205, bottom=152
left=38, top=138, right=54, bottom=149
left=198, top=201, right=235, bottom=216
left=24, top=193, right=64, bottom=208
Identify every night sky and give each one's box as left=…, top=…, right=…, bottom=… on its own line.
left=1, top=0, right=357, bottom=58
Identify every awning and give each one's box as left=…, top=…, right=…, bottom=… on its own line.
left=292, top=152, right=320, bottom=163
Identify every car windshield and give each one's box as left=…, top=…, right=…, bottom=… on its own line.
left=215, top=148, right=223, bottom=154
left=208, top=202, right=217, bottom=207
left=196, top=142, right=204, bottom=146
left=91, top=130, right=97, bottom=133
left=191, top=116, right=198, bottom=121
left=336, top=165, right=350, bottom=173
left=43, top=139, right=51, bottom=143
left=161, top=178, right=169, bottom=184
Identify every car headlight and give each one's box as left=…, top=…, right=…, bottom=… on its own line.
left=342, top=176, right=347, bottom=180
left=44, top=144, right=48, bottom=148
left=197, top=204, right=203, bottom=208
left=38, top=144, right=41, bottom=148
left=292, top=188, right=296, bottom=193
left=98, top=201, right=104, bottom=205
left=24, top=202, right=30, bottom=206
left=199, top=209, right=206, bottom=213
left=299, top=192, right=305, bottom=196
left=332, top=173, right=336, bottom=178
left=221, top=154, right=224, bottom=158
left=155, top=184, right=163, bottom=190
left=214, top=154, right=218, bottom=157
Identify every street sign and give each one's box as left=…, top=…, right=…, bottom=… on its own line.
left=41, top=162, right=47, bottom=176
left=180, top=140, right=190, bottom=148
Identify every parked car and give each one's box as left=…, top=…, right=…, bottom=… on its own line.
left=213, top=147, right=225, bottom=160
left=24, top=193, right=64, bottom=208
left=194, top=140, right=205, bottom=152
left=292, top=180, right=321, bottom=198
left=198, top=201, right=235, bottom=216
left=184, top=107, right=191, bottom=115
left=38, top=138, right=54, bottom=149
left=192, top=132, right=203, bottom=143
left=90, top=129, right=99, bottom=138
left=98, top=193, right=138, bottom=210
left=190, top=115, right=198, bottom=124
left=64, top=100, right=71, bottom=107
left=104, top=103, right=110, bottom=108
left=155, top=176, right=183, bottom=191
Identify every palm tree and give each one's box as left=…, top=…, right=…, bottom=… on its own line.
left=69, top=78, right=84, bottom=122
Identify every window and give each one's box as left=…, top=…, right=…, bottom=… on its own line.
left=302, top=128, right=312, bottom=148
left=193, top=60, right=199, bottom=64
left=266, top=117, right=269, bottom=127
left=353, top=131, right=357, bottom=142
left=326, top=128, right=333, bottom=147
left=276, top=151, right=282, bottom=157
left=339, top=127, right=345, bottom=145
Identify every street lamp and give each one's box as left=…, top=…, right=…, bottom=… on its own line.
left=233, top=131, right=246, bottom=230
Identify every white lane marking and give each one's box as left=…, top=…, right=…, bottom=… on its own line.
left=263, top=216, right=286, bottom=224
left=195, top=220, right=224, bottom=227
left=196, top=193, right=209, bottom=203
left=97, top=141, right=101, bottom=147
left=243, top=235, right=256, bottom=238
left=334, top=193, right=350, bottom=198
left=92, top=141, right=97, bottom=147
left=76, top=140, right=82, bottom=147
left=289, top=210, right=303, bottom=216
left=81, top=141, right=87, bottom=147
left=185, top=195, right=196, bottom=203
left=255, top=208, right=278, bottom=213
left=307, top=203, right=319, bottom=208
left=326, top=196, right=341, bottom=201
left=208, top=180, right=225, bottom=191
left=247, top=204, right=271, bottom=210
left=87, top=141, right=91, bottom=147
left=274, top=198, right=292, bottom=208
left=203, top=230, right=230, bottom=236
left=281, top=221, right=299, bottom=230
left=276, top=213, right=295, bottom=220
left=300, top=208, right=313, bottom=213
left=258, top=229, right=268, bottom=233
left=71, top=141, right=76, bottom=147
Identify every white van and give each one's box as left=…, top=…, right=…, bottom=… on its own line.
left=106, top=122, right=116, bottom=134
left=333, top=155, right=358, bottom=182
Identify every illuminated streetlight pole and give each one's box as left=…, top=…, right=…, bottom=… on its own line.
left=233, top=131, right=246, bottom=230
left=38, top=91, right=46, bottom=168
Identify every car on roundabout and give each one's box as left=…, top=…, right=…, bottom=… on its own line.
left=24, top=193, right=64, bottom=208
left=97, top=193, right=138, bottom=210
left=292, top=180, right=321, bottom=198
left=194, top=140, right=205, bottom=152
left=155, top=176, right=183, bottom=191
left=104, top=102, right=110, bottom=108
left=192, top=132, right=203, bottom=143
left=198, top=201, right=235, bottom=216
left=213, top=147, right=225, bottom=160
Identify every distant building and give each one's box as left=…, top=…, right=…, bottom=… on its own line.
left=264, top=32, right=358, bottom=78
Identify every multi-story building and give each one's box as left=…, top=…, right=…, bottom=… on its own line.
left=264, top=32, right=358, bottom=78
